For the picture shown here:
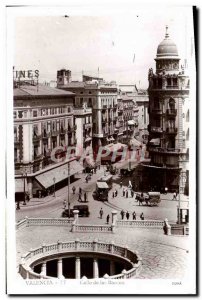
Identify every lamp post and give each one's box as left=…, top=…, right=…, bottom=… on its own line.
left=67, top=162, right=70, bottom=218
left=53, top=177, right=56, bottom=197
left=23, top=172, right=27, bottom=205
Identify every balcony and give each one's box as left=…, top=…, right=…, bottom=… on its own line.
left=51, top=130, right=58, bottom=137
left=148, top=147, right=180, bottom=154
left=74, top=108, right=92, bottom=115
left=166, top=85, right=179, bottom=89
left=151, top=108, right=163, bottom=114
left=166, top=127, right=177, bottom=134
left=166, top=109, right=177, bottom=116
left=33, top=134, right=41, bottom=142
left=150, top=126, right=163, bottom=133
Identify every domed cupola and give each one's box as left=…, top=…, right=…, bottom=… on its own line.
left=155, top=26, right=180, bottom=74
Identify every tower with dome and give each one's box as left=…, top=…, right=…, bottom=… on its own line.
left=143, top=26, right=189, bottom=196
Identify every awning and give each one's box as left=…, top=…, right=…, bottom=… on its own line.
left=103, top=143, right=127, bottom=152
left=150, top=138, right=160, bottom=145
left=129, top=138, right=142, bottom=147
left=96, top=182, right=109, bottom=189
left=35, top=160, right=83, bottom=189
left=84, top=156, right=95, bottom=168
left=128, top=120, right=136, bottom=126
left=15, top=178, right=28, bottom=193
left=84, top=137, right=92, bottom=143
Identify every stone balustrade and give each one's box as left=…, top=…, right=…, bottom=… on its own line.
left=16, top=217, right=73, bottom=230
left=72, top=224, right=113, bottom=233
left=19, top=239, right=142, bottom=280
left=117, top=220, right=164, bottom=229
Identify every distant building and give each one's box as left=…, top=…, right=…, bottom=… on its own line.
left=117, top=92, right=139, bottom=145
left=14, top=81, right=82, bottom=199
left=57, top=70, right=120, bottom=159
left=143, top=26, right=189, bottom=193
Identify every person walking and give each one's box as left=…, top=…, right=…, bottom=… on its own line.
left=79, top=187, right=82, bottom=194
left=120, top=181, right=123, bottom=188
left=172, top=191, right=177, bottom=201
left=126, top=211, right=130, bottom=220
left=99, top=208, right=103, bottom=219
left=126, top=190, right=128, bottom=198
left=72, top=186, right=76, bottom=194
left=112, top=191, right=115, bottom=198
left=78, top=193, right=82, bottom=202
left=84, top=192, right=87, bottom=202
left=123, top=188, right=125, bottom=197
left=140, top=212, right=144, bottom=220
left=131, top=190, right=134, bottom=198
left=132, top=211, right=136, bottom=220
left=120, top=210, right=125, bottom=220
left=115, top=189, right=118, bottom=197
left=106, top=214, right=110, bottom=224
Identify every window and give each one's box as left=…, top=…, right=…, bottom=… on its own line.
left=13, top=111, right=17, bottom=119
left=18, top=111, right=23, bottom=118
left=33, top=110, right=38, bottom=117
left=68, top=107, right=71, bottom=113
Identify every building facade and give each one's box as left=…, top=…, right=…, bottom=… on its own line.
left=14, top=82, right=82, bottom=199
left=144, top=26, right=189, bottom=193
left=57, top=71, right=119, bottom=158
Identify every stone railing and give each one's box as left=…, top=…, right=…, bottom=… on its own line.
left=16, top=217, right=73, bottom=230
left=171, top=224, right=189, bottom=236
left=19, top=239, right=142, bottom=280
left=117, top=220, right=164, bottom=229
left=72, top=224, right=115, bottom=233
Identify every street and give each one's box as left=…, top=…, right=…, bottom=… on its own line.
left=16, top=159, right=179, bottom=224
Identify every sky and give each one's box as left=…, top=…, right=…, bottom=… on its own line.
left=13, top=6, right=194, bottom=88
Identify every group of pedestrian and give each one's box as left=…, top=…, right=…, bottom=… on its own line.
left=122, top=188, right=134, bottom=198
left=99, top=208, right=110, bottom=224
left=120, top=210, right=144, bottom=220
left=75, top=187, right=87, bottom=202
left=112, top=189, right=118, bottom=198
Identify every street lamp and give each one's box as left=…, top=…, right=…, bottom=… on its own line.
left=67, top=162, right=70, bottom=218
left=23, top=172, right=27, bottom=205
left=53, top=177, right=56, bottom=197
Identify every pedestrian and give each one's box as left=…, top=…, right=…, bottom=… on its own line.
left=115, top=189, right=118, bottom=197
left=78, top=193, right=82, bottom=202
left=123, top=188, right=125, bottom=197
left=84, top=192, right=87, bottom=202
left=131, top=190, right=134, bottom=198
left=172, top=191, right=177, bottom=201
left=72, top=186, right=76, bottom=194
left=126, top=211, right=130, bottom=220
left=63, top=199, right=67, bottom=208
left=132, top=211, right=136, bottom=220
left=121, top=210, right=125, bottom=220
left=120, top=181, right=123, bottom=188
left=140, top=212, right=144, bottom=220
left=79, top=187, right=82, bottom=194
left=112, top=191, right=115, bottom=198
left=85, top=176, right=88, bottom=183
left=106, top=214, right=110, bottom=224
left=126, top=190, right=128, bottom=198
left=99, top=208, right=103, bottom=219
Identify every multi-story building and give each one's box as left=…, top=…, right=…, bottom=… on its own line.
left=133, top=88, right=149, bottom=144
left=143, top=26, right=189, bottom=193
left=14, top=81, right=83, bottom=199
left=57, top=70, right=119, bottom=158
left=116, top=92, right=139, bottom=145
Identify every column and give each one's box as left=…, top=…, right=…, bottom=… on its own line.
left=110, top=261, right=115, bottom=276
left=40, top=262, right=47, bottom=276
left=93, top=258, right=99, bottom=278
left=57, top=259, right=64, bottom=279
left=75, top=257, right=81, bottom=279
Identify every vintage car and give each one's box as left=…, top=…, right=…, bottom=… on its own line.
left=62, top=205, right=90, bottom=218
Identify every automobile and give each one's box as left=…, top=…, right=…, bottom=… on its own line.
left=62, top=205, right=90, bottom=218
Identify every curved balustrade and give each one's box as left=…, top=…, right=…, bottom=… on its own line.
left=19, top=240, right=142, bottom=280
